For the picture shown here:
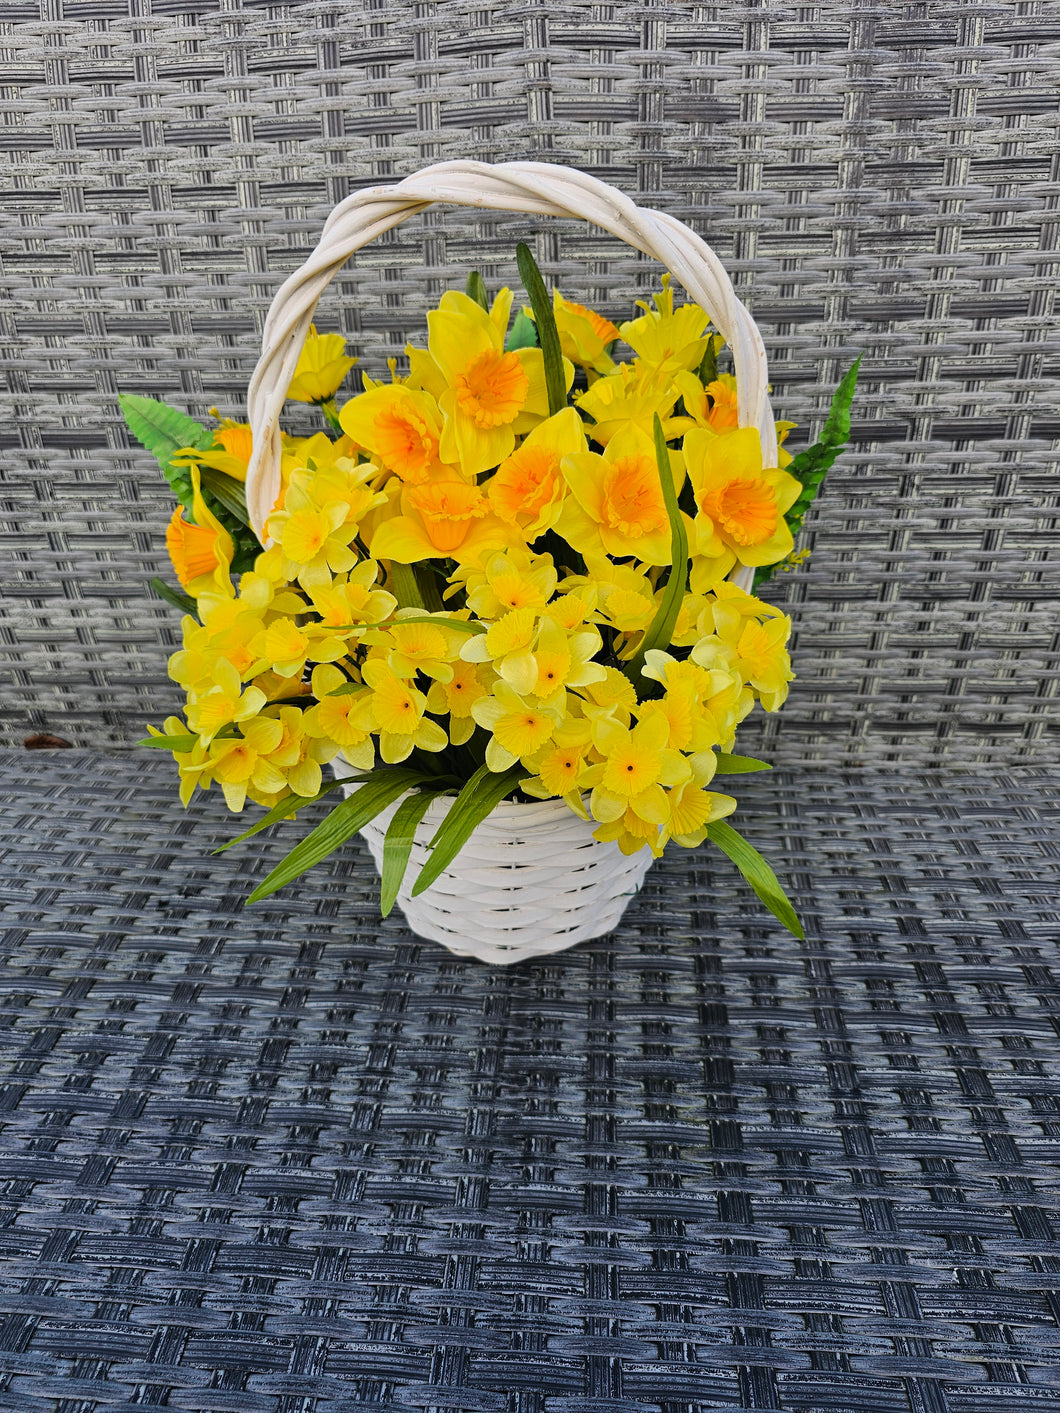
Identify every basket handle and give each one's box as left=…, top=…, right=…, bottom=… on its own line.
left=244, top=159, right=774, bottom=591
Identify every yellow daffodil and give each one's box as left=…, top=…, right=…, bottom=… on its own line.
left=360, top=659, right=448, bottom=763
left=486, top=406, right=585, bottom=541
left=575, top=361, right=689, bottom=447
left=460, top=606, right=539, bottom=695
left=425, top=660, right=491, bottom=745
left=581, top=713, right=690, bottom=827
left=470, top=681, right=565, bottom=772
left=618, top=276, right=712, bottom=379
left=558, top=425, right=686, bottom=567
left=287, top=325, right=357, bottom=403
left=369, top=477, right=513, bottom=565
left=684, top=426, right=801, bottom=570
left=302, top=664, right=376, bottom=769
left=427, top=289, right=562, bottom=476
left=549, top=292, right=620, bottom=376
left=455, top=547, right=558, bottom=619
left=185, top=658, right=267, bottom=746
left=338, top=384, right=452, bottom=485
left=166, top=466, right=235, bottom=597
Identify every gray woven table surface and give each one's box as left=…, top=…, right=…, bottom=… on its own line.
left=1, top=751, right=1059, bottom=1412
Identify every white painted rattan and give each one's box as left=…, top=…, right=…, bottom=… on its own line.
left=248, top=162, right=770, bottom=962
left=345, top=781, right=656, bottom=966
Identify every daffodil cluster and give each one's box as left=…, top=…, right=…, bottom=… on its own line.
left=150, top=272, right=806, bottom=865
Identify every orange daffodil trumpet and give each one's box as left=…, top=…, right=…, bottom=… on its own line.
left=138, top=250, right=847, bottom=933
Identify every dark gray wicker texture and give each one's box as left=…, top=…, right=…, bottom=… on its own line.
left=1, top=0, right=1058, bottom=765
left=1, top=750, right=1059, bottom=1411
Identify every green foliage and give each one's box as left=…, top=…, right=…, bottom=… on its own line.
left=624, top=414, right=689, bottom=691
left=505, top=309, right=538, bottom=351
left=149, top=577, right=197, bottom=616
left=118, top=393, right=212, bottom=512
left=246, top=768, right=430, bottom=904
left=713, top=753, right=772, bottom=774
left=411, top=763, right=523, bottom=898
left=755, top=356, right=861, bottom=591
left=705, top=818, right=804, bottom=939
left=198, top=467, right=249, bottom=525
left=696, top=333, right=722, bottom=386
left=214, top=774, right=367, bottom=854
left=515, top=242, right=565, bottom=417
left=466, top=270, right=489, bottom=311
left=380, top=789, right=448, bottom=917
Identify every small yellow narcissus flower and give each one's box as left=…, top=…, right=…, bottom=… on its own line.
left=165, top=466, right=235, bottom=596
left=470, top=681, right=564, bottom=772
left=581, top=714, right=690, bottom=827
left=185, top=659, right=267, bottom=746
left=302, top=664, right=375, bottom=770
left=287, top=326, right=357, bottom=403
left=426, top=660, right=491, bottom=745
left=360, top=660, right=448, bottom=764
left=549, top=291, right=620, bottom=376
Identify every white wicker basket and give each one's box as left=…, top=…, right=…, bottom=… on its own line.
left=244, top=160, right=775, bottom=963
left=346, top=781, right=655, bottom=965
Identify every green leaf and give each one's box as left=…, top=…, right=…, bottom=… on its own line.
left=246, top=768, right=428, bottom=905
left=466, top=270, right=489, bottom=311
left=515, top=242, right=565, bottom=417
left=505, top=308, right=538, bottom=351
left=697, top=333, right=720, bottom=386
left=623, top=414, right=689, bottom=689
left=714, top=753, right=773, bottom=774
left=198, top=467, right=250, bottom=526
left=389, top=561, right=425, bottom=610
left=754, top=355, right=861, bottom=591
left=411, top=763, right=522, bottom=898
left=391, top=614, right=486, bottom=635
left=139, top=732, right=199, bottom=750
left=118, top=393, right=212, bottom=511
left=149, top=576, right=197, bottom=616
left=705, top=818, right=804, bottom=939
left=214, top=774, right=368, bottom=854
left=379, top=788, right=448, bottom=917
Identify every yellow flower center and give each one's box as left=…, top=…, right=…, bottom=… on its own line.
left=494, top=709, right=553, bottom=760
left=705, top=379, right=739, bottom=432
left=374, top=406, right=437, bottom=483
left=699, top=478, right=778, bottom=547
left=489, top=445, right=558, bottom=523
left=454, top=349, right=529, bottom=429
left=601, top=456, right=668, bottom=539
left=409, top=480, right=489, bottom=553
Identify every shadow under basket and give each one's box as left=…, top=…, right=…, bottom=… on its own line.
left=344, top=781, right=655, bottom=965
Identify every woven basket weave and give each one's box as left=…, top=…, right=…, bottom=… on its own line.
left=346, top=781, right=655, bottom=965
left=246, top=161, right=774, bottom=962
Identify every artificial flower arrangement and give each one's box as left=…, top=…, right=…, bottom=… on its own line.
left=122, top=242, right=857, bottom=942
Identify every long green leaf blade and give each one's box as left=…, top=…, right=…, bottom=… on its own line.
left=214, top=774, right=369, bottom=854
left=380, top=788, right=448, bottom=917
left=149, top=576, right=197, bottom=616
left=466, top=270, right=489, bottom=310
left=713, top=753, right=773, bottom=774
left=705, top=818, right=804, bottom=939
left=624, top=413, right=689, bottom=689
left=515, top=242, right=565, bottom=417
left=198, top=467, right=250, bottom=526
left=245, top=768, right=427, bottom=905
left=411, top=763, right=522, bottom=898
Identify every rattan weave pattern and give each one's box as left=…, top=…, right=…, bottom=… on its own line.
left=2, top=749, right=1060, bottom=1410
left=1, top=3, right=1059, bottom=766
